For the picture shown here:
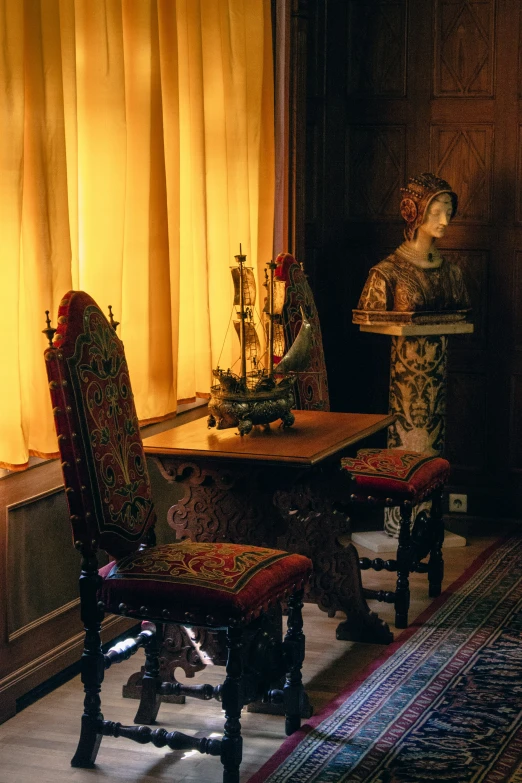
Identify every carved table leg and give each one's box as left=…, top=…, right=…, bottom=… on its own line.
left=273, top=482, right=393, bottom=644
left=123, top=625, right=221, bottom=705
left=163, top=459, right=279, bottom=546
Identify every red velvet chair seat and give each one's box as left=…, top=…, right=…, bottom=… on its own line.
left=341, top=448, right=450, bottom=504
left=341, top=448, right=449, bottom=630
left=98, top=541, right=310, bottom=626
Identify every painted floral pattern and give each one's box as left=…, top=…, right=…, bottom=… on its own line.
left=70, top=305, right=154, bottom=536
left=107, top=540, right=288, bottom=593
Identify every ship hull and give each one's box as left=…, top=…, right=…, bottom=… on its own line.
left=208, top=384, right=295, bottom=436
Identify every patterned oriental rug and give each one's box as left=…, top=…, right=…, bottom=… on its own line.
left=248, top=536, right=522, bottom=783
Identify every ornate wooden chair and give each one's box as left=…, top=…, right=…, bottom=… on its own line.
left=43, top=290, right=312, bottom=783
left=340, top=449, right=450, bottom=628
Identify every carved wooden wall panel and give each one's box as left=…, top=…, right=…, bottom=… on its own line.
left=434, top=0, right=495, bottom=97
left=515, top=126, right=522, bottom=224
left=446, top=372, right=487, bottom=470
left=300, top=0, right=522, bottom=517
left=513, top=253, right=522, bottom=349
left=444, top=250, right=488, bottom=347
left=518, top=4, right=522, bottom=98
left=7, top=489, right=78, bottom=636
left=0, top=462, right=134, bottom=724
left=430, top=125, right=493, bottom=222
left=346, top=126, right=406, bottom=219
left=346, top=0, right=407, bottom=97
left=509, top=374, right=522, bottom=471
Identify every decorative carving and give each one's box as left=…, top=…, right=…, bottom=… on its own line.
left=519, top=6, right=522, bottom=99
left=430, top=126, right=493, bottom=222
left=514, top=127, right=522, bottom=225
left=399, top=173, right=458, bottom=242
left=161, top=460, right=278, bottom=548
left=272, top=479, right=392, bottom=643
left=510, top=375, right=522, bottom=471
left=446, top=371, right=487, bottom=471
left=160, top=455, right=392, bottom=643
left=434, top=0, right=495, bottom=97
left=443, top=250, right=487, bottom=347
left=208, top=389, right=295, bottom=436
left=123, top=625, right=210, bottom=704
left=515, top=253, right=522, bottom=348
left=347, top=126, right=406, bottom=219
left=347, top=1, right=407, bottom=97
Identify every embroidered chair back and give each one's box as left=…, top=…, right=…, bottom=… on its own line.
left=44, top=291, right=156, bottom=559
left=275, top=253, right=330, bottom=411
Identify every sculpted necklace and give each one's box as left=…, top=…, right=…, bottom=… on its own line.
left=396, top=243, right=443, bottom=269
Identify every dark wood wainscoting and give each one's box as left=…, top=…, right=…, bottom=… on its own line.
left=0, top=460, right=136, bottom=723
left=0, top=454, right=182, bottom=724
left=0, top=408, right=200, bottom=723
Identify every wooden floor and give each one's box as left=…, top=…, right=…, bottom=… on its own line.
left=0, top=533, right=504, bottom=783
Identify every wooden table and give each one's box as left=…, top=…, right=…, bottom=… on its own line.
left=144, top=409, right=394, bottom=643
left=123, top=410, right=394, bottom=710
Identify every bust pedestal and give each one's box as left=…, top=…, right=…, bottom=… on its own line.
left=352, top=320, right=473, bottom=554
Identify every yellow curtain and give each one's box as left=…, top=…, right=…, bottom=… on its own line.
left=0, top=0, right=275, bottom=470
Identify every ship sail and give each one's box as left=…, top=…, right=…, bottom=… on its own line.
left=271, top=277, right=286, bottom=314
left=273, top=315, right=313, bottom=375
left=264, top=277, right=286, bottom=363
left=233, top=320, right=262, bottom=368
left=232, top=266, right=256, bottom=307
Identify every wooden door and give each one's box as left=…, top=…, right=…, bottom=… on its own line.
left=300, top=0, right=522, bottom=518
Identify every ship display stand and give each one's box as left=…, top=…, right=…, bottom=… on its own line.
left=351, top=319, right=473, bottom=554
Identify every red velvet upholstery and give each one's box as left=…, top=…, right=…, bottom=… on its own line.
left=98, top=541, right=309, bottom=626
left=341, top=448, right=450, bottom=504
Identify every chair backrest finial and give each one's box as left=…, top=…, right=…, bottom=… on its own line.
left=42, top=310, right=57, bottom=347
left=108, top=305, right=120, bottom=331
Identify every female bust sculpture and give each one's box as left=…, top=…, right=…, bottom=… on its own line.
left=354, top=173, right=470, bottom=321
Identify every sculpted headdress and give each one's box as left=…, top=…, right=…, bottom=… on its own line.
left=400, top=173, right=457, bottom=241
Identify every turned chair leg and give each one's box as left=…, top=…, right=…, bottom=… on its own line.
left=134, top=624, right=163, bottom=725
left=283, top=590, right=305, bottom=736
left=220, top=626, right=244, bottom=783
left=71, top=562, right=104, bottom=768
left=428, top=488, right=445, bottom=598
left=395, top=504, right=412, bottom=629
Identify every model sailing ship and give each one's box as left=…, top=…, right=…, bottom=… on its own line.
left=208, top=247, right=312, bottom=435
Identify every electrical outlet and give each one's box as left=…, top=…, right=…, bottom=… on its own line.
left=449, top=493, right=467, bottom=513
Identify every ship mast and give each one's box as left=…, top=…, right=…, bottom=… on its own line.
left=267, top=260, right=276, bottom=376
left=235, top=245, right=247, bottom=384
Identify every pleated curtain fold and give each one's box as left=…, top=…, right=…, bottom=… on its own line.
left=0, top=0, right=275, bottom=470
